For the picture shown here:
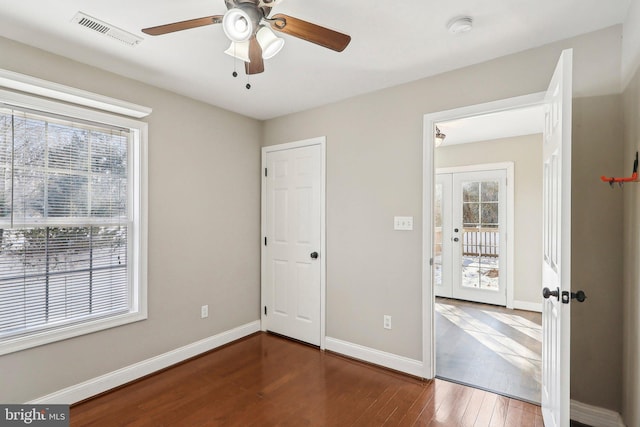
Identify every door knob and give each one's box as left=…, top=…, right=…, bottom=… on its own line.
left=542, top=287, right=560, bottom=301
left=572, top=290, right=587, bottom=302
left=310, top=252, right=319, bottom=259
left=561, top=290, right=587, bottom=304
left=453, top=237, right=459, bottom=242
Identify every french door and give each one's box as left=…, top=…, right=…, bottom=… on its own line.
left=435, top=168, right=508, bottom=306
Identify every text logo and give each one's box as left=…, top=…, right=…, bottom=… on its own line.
left=0, top=405, right=68, bottom=427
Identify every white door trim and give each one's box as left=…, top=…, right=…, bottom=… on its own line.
left=261, top=137, right=327, bottom=349
left=436, top=163, right=515, bottom=309
left=422, top=92, right=545, bottom=378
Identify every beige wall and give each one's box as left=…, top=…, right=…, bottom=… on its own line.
left=622, top=66, right=640, bottom=427
left=0, top=37, right=263, bottom=402
left=263, top=27, right=624, bottom=411
left=435, top=134, right=543, bottom=306
left=570, top=95, right=624, bottom=411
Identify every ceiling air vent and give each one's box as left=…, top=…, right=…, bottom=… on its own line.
left=72, top=12, right=143, bottom=47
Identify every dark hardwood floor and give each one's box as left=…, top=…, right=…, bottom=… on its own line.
left=71, top=332, right=543, bottom=426
left=436, top=298, right=542, bottom=404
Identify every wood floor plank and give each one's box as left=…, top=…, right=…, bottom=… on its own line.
left=352, top=384, right=401, bottom=426
left=503, top=401, right=524, bottom=427
left=488, top=395, right=510, bottom=427
left=413, top=379, right=458, bottom=426
left=381, top=382, right=432, bottom=426
left=508, top=397, right=539, bottom=415
left=460, top=388, right=489, bottom=427
left=472, top=391, right=499, bottom=427
left=70, top=333, right=542, bottom=426
left=429, top=381, right=474, bottom=426
left=393, top=381, right=436, bottom=426
left=519, top=408, right=538, bottom=427
left=447, top=382, right=474, bottom=425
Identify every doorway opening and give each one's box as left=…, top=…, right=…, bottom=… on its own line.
left=431, top=105, right=544, bottom=404
left=423, top=50, right=573, bottom=423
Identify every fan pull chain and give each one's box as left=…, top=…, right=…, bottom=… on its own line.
left=228, top=43, right=251, bottom=89
left=231, top=44, right=238, bottom=78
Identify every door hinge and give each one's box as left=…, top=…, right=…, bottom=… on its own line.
left=264, top=306, right=267, bottom=315
left=264, top=237, right=267, bottom=246
left=429, top=258, right=434, bottom=266
left=265, top=168, right=268, bottom=177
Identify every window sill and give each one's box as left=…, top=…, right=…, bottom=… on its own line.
left=0, top=310, right=147, bottom=356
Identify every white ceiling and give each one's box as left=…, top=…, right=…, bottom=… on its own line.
left=437, top=105, right=544, bottom=146
left=0, top=0, right=632, bottom=120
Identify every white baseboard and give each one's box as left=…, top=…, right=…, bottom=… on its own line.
left=571, top=399, right=625, bottom=427
left=513, top=300, right=542, bottom=313
left=29, top=320, right=261, bottom=405
left=325, top=336, right=424, bottom=378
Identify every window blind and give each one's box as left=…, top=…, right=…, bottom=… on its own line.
left=0, top=106, right=130, bottom=340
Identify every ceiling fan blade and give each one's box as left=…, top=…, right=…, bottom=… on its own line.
left=269, top=14, right=351, bottom=52
left=245, top=36, right=265, bottom=75
left=142, top=15, right=223, bottom=36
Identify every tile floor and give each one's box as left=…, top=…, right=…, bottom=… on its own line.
left=435, top=297, right=542, bottom=404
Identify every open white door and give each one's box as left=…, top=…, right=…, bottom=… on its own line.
left=541, top=49, right=572, bottom=427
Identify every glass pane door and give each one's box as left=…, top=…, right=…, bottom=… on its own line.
left=452, top=170, right=507, bottom=306
left=434, top=174, right=452, bottom=298
left=461, top=180, right=500, bottom=291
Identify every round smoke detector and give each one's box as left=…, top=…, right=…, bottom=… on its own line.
left=447, top=16, right=473, bottom=34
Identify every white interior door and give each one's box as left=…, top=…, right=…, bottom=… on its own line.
left=263, top=143, right=323, bottom=346
left=435, top=169, right=507, bottom=306
left=541, top=49, right=572, bottom=427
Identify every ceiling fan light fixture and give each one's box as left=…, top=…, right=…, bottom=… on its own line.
left=224, top=40, right=251, bottom=62
left=222, top=6, right=261, bottom=42
left=256, top=26, right=284, bottom=59
left=435, top=126, right=446, bottom=147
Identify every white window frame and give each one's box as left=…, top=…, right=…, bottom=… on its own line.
left=0, top=86, right=148, bottom=356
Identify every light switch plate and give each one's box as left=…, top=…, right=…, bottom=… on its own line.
left=394, top=216, right=413, bottom=231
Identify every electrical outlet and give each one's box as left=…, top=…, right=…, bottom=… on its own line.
left=201, top=305, right=208, bottom=319
left=384, top=315, right=392, bottom=330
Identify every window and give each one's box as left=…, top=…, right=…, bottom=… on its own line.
left=0, top=88, right=147, bottom=355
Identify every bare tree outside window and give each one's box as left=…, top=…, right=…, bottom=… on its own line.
left=0, top=109, right=129, bottom=338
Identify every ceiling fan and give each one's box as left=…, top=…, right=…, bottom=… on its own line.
left=142, top=0, right=351, bottom=77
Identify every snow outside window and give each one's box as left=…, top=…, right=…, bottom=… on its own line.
left=0, top=94, right=147, bottom=356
